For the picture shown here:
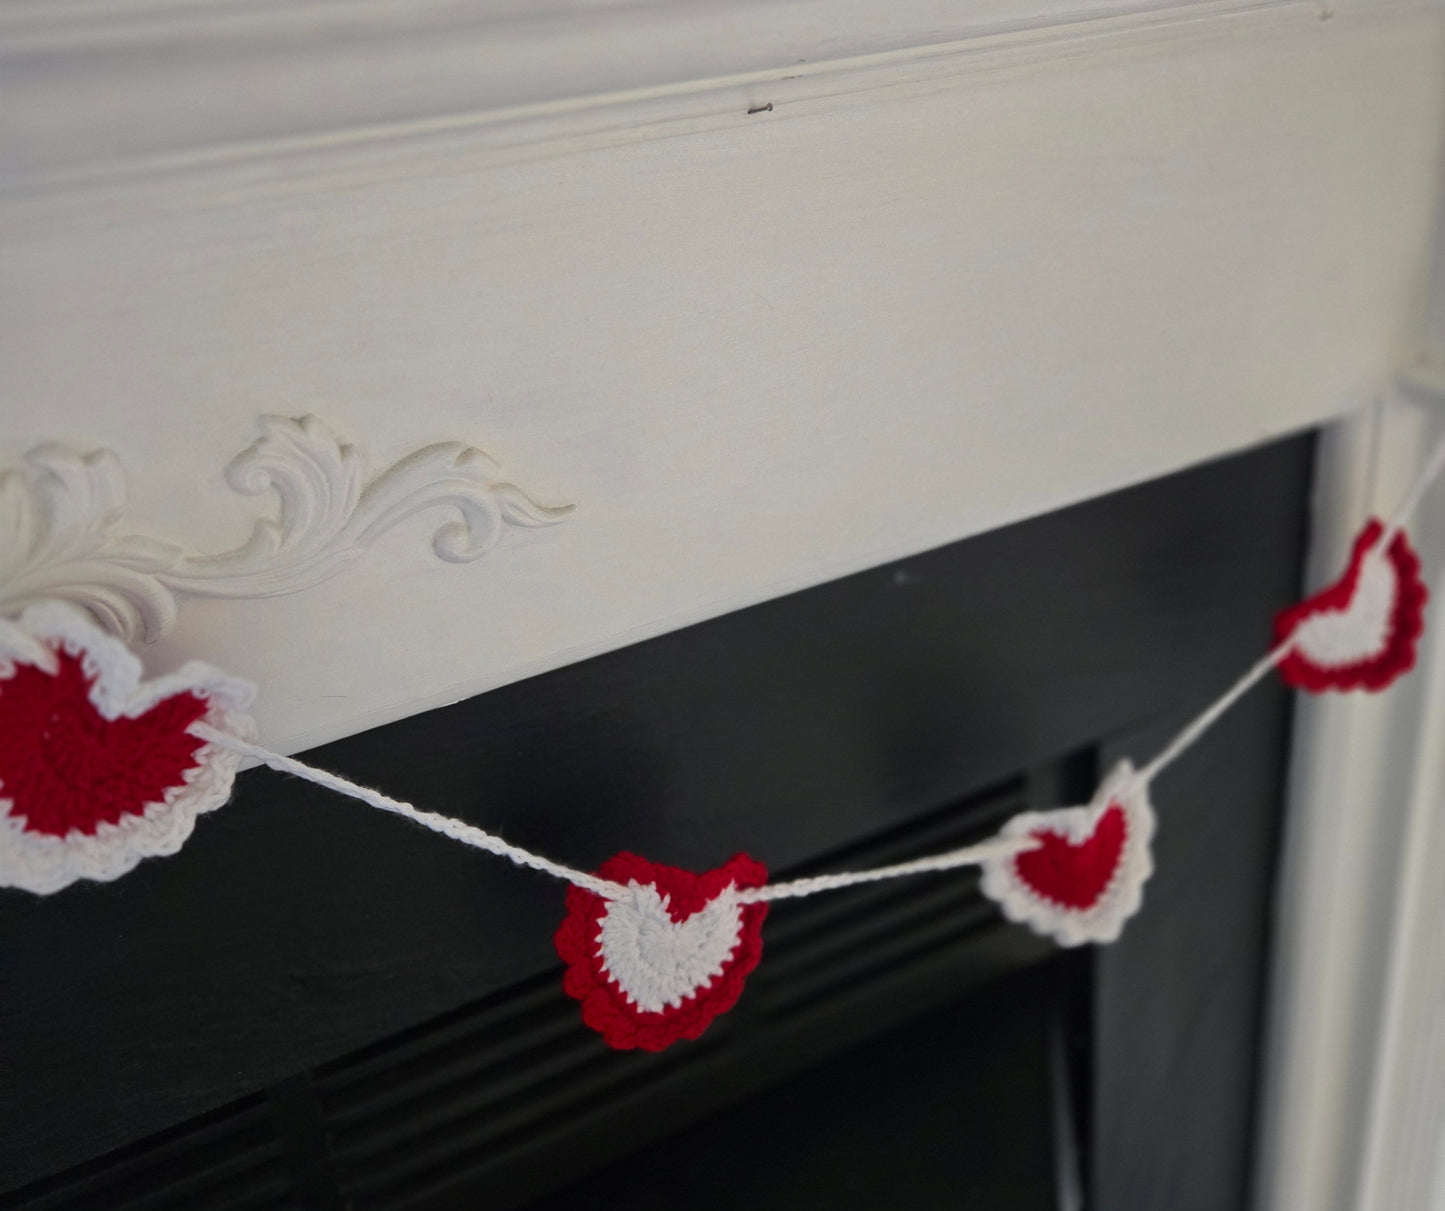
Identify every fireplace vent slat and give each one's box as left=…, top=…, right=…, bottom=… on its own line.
left=2, top=768, right=1069, bottom=1211
left=0, top=1099, right=290, bottom=1211
left=313, top=770, right=1061, bottom=1210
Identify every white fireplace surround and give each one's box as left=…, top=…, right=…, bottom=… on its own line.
left=3, top=1, right=1445, bottom=1207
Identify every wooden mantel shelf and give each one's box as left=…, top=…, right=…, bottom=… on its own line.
left=2, top=0, right=1442, bottom=752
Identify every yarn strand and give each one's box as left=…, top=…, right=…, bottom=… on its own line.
left=192, top=434, right=1445, bottom=908
left=1132, top=644, right=1293, bottom=789
left=198, top=725, right=1040, bottom=902
left=1133, top=432, right=1445, bottom=790
left=735, top=835, right=1038, bottom=903
left=1383, top=433, right=1445, bottom=548
left=194, top=726, right=629, bottom=899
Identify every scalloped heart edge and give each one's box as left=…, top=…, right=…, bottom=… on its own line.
left=555, top=852, right=768, bottom=1051
left=1274, top=518, right=1428, bottom=693
left=0, top=601, right=257, bottom=895
left=979, top=761, right=1155, bottom=947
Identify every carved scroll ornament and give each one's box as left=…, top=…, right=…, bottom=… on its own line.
left=0, top=414, right=573, bottom=643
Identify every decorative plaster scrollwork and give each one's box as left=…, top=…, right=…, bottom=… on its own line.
left=0, top=415, right=573, bottom=643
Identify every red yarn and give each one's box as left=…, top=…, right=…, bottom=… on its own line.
left=0, top=648, right=208, bottom=837
left=555, top=851, right=768, bottom=1051
left=1013, top=804, right=1127, bottom=911
left=1275, top=519, right=1428, bottom=692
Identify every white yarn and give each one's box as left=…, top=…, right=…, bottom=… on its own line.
left=200, top=725, right=1042, bottom=902
left=1130, top=433, right=1445, bottom=792
left=189, top=433, right=1445, bottom=910
left=1131, top=645, right=1292, bottom=790
left=194, top=726, right=629, bottom=899
left=597, top=881, right=746, bottom=1012
left=1289, top=547, right=1396, bottom=667
left=733, top=835, right=1037, bottom=903
left=1383, top=434, right=1445, bottom=548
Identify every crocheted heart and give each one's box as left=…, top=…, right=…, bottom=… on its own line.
left=980, top=762, right=1154, bottom=946
left=1274, top=519, right=1427, bottom=692
left=0, top=602, right=255, bottom=894
left=555, top=851, right=768, bottom=1051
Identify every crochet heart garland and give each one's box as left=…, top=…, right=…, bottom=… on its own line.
left=1275, top=519, right=1427, bottom=692
left=0, top=602, right=256, bottom=894
left=0, top=493, right=1433, bottom=1048
left=555, top=852, right=769, bottom=1051
left=979, top=762, right=1155, bottom=946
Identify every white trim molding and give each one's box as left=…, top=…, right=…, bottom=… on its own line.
left=0, top=0, right=1413, bottom=196
left=1257, top=389, right=1445, bottom=1211
left=0, top=415, right=572, bottom=644
left=3, top=0, right=1441, bottom=752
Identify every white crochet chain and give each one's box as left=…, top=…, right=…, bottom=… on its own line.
left=196, top=724, right=1049, bottom=903
left=1, top=428, right=1441, bottom=996
left=190, top=434, right=1445, bottom=918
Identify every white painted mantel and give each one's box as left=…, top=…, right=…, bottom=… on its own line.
left=3, top=0, right=1441, bottom=754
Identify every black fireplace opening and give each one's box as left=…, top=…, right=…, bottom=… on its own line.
left=0, top=433, right=1311, bottom=1211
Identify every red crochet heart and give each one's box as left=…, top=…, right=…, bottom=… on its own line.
left=1275, top=519, right=1427, bottom=692
left=0, top=649, right=207, bottom=837
left=555, top=852, right=768, bottom=1051
left=1013, top=804, right=1127, bottom=910
left=980, top=762, right=1154, bottom=946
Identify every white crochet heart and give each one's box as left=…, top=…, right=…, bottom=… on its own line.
left=1291, top=547, right=1396, bottom=666
left=597, top=880, right=746, bottom=1013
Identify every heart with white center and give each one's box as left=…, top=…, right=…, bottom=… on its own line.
left=598, top=881, right=746, bottom=1013
left=555, top=851, right=769, bottom=1051
left=1274, top=519, right=1427, bottom=692
left=979, top=761, right=1155, bottom=947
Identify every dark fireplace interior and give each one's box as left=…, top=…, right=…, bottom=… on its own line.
left=0, top=433, right=1313, bottom=1211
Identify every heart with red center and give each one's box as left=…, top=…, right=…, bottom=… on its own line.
left=980, top=761, right=1155, bottom=946
left=0, top=601, right=256, bottom=895
left=555, top=851, right=769, bottom=1051
left=1274, top=519, right=1427, bottom=693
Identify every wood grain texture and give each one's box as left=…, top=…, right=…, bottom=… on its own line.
left=0, top=0, right=1326, bottom=182
left=1, top=0, right=1436, bottom=752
